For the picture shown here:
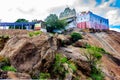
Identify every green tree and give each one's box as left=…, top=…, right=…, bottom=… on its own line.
left=15, top=18, right=28, bottom=22
left=45, top=14, right=67, bottom=33
left=9, top=18, right=28, bottom=29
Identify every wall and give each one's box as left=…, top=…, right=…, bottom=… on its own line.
left=76, top=11, right=109, bottom=30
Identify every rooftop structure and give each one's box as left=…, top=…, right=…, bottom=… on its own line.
left=59, top=7, right=76, bottom=20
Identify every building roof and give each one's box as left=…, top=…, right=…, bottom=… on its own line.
left=0, top=22, right=39, bottom=26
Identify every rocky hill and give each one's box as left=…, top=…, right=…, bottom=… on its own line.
left=0, top=29, right=120, bottom=80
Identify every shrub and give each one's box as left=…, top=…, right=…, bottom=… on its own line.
left=34, top=31, right=42, bottom=36
left=71, top=32, right=83, bottom=42
left=28, top=32, right=34, bottom=37
left=83, top=45, right=105, bottom=80
left=90, top=66, right=104, bottom=80
left=53, top=54, right=77, bottom=79
left=28, top=31, right=42, bottom=37
left=85, top=44, right=109, bottom=54
left=68, top=62, right=77, bottom=72
left=1, top=66, right=17, bottom=72
left=39, top=73, right=50, bottom=79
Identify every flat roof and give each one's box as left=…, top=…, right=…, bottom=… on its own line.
left=0, top=22, right=37, bottom=26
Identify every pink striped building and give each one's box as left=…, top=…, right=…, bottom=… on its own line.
left=76, top=11, right=109, bottom=30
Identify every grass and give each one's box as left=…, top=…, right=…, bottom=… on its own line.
left=39, top=72, right=50, bottom=79
left=1, top=65, right=17, bottom=72
left=28, top=31, right=42, bottom=37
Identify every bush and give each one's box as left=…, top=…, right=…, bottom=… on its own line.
left=71, top=32, right=83, bottom=42
left=39, top=73, right=50, bottom=79
left=1, top=66, right=17, bottom=72
left=28, top=31, right=42, bottom=37
left=90, top=66, right=104, bottom=80
left=53, top=54, right=77, bottom=79
left=83, top=45, right=105, bottom=80
left=85, top=44, right=109, bottom=54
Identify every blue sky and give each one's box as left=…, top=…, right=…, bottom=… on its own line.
left=95, top=0, right=120, bottom=32
left=0, top=0, right=120, bottom=32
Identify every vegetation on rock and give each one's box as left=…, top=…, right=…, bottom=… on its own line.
left=71, top=32, right=83, bottom=42
left=82, top=45, right=105, bottom=80
left=28, top=31, right=42, bottom=37
left=1, top=66, right=16, bottom=72
left=52, top=54, right=77, bottom=79
left=39, top=73, right=50, bottom=79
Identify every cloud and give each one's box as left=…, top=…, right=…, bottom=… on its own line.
left=0, top=0, right=120, bottom=28
left=47, top=6, right=66, bottom=15
left=17, top=8, right=35, bottom=14
left=110, top=28, right=120, bottom=32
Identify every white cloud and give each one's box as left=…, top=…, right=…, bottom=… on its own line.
left=0, top=0, right=120, bottom=27
left=110, top=28, right=120, bottom=32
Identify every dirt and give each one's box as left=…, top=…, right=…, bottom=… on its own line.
left=0, top=29, right=32, bottom=37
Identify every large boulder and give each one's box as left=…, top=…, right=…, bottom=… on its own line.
left=73, top=40, right=87, bottom=48
left=0, top=33, right=59, bottom=76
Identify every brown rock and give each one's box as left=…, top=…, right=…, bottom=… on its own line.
left=0, top=34, right=59, bottom=76
left=7, top=71, right=31, bottom=79
left=0, top=69, right=8, bottom=79
left=73, top=40, right=87, bottom=48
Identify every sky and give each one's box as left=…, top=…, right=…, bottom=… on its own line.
left=0, top=0, right=120, bottom=32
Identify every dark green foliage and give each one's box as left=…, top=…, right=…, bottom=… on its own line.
left=1, top=66, right=17, bottom=72
left=71, top=32, right=83, bottom=42
left=45, top=14, right=67, bottom=33
left=39, top=73, right=50, bottom=79
left=90, top=66, right=104, bottom=80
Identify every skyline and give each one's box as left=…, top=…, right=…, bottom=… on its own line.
left=0, top=0, right=120, bottom=32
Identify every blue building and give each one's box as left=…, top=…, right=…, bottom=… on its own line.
left=76, top=11, right=109, bottom=30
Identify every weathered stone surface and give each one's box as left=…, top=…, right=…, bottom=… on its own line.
left=7, top=71, right=31, bottom=79
left=0, top=70, right=31, bottom=79
left=0, top=69, right=8, bottom=79
left=0, top=34, right=59, bottom=76
left=73, top=40, right=87, bottom=48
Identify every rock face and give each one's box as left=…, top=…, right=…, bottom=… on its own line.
left=0, top=70, right=31, bottom=79
left=73, top=40, right=87, bottom=48
left=0, top=33, right=59, bottom=76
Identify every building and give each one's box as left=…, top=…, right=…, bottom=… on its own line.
left=59, top=7, right=76, bottom=30
left=76, top=11, right=109, bottom=30
left=34, top=20, right=46, bottom=32
left=0, top=20, right=47, bottom=32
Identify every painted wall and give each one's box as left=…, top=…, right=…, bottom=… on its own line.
left=76, top=11, right=109, bottom=30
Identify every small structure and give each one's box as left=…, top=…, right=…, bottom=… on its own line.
left=76, top=11, right=109, bottom=30
left=0, top=20, right=46, bottom=32
left=34, top=20, right=46, bottom=32
left=59, top=7, right=76, bottom=30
